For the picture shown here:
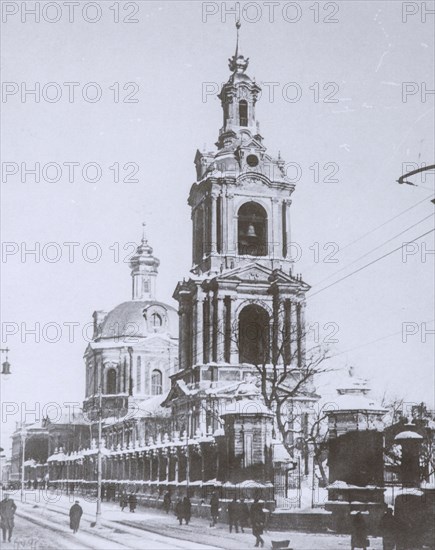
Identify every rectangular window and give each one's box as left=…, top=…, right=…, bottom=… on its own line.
left=244, top=433, right=253, bottom=467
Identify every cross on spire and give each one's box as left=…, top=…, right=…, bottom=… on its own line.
left=235, top=19, right=241, bottom=58
left=229, top=19, right=249, bottom=73
left=141, top=221, right=147, bottom=244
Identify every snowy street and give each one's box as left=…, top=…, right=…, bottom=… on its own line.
left=7, top=492, right=385, bottom=550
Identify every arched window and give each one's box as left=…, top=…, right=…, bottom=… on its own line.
left=151, top=313, right=162, bottom=328
left=239, top=100, right=248, bottom=126
left=238, top=202, right=268, bottom=256
left=239, top=304, right=270, bottom=365
left=106, top=368, right=117, bottom=394
left=151, top=369, right=163, bottom=395
left=136, top=356, right=142, bottom=393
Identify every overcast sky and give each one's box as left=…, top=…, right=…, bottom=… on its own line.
left=1, top=1, right=434, bottom=450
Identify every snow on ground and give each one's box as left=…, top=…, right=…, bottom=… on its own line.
left=13, top=490, right=384, bottom=550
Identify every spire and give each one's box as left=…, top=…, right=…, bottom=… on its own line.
left=228, top=20, right=249, bottom=73
left=235, top=19, right=241, bottom=58
left=141, top=221, right=147, bottom=245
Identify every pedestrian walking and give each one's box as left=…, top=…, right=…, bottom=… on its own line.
left=210, top=490, right=220, bottom=527
left=128, top=492, right=138, bottom=513
left=0, top=494, right=17, bottom=543
left=250, top=497, right=265, bottom=548
left=351, top=512, right=369, bottom=550
left=379, top=507, right=398, bottom=550
left=175, top=498, right=184, bottom=525
left=238, top=498, right=250, bottom=533
left=163, top=491, right=172, bottom=514
left=120, top=492, right=128, bottom=511
left=227, top=497, right=239, bottom=533
left=69, top=500, right=83, bottom=534
left=183, top=496, right=192, bottom=525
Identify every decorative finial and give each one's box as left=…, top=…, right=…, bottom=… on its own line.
left=348, top=365, right=355, bottom=377
left=228, top=19, right=249, bottom=73
left=141, top=221, right=147, bottom=244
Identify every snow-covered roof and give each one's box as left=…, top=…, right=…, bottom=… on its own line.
left=220, top=399, right=273, bottom=417
left=394, top=431, right=423, bottom=441
left=332, top=393, right=387, bottom=413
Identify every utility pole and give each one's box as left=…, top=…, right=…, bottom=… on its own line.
left=95, top=386, right=103, bottom=526
left=20, top=430, right=27, bottom=503
left=186, top=400, right=190, bottom=495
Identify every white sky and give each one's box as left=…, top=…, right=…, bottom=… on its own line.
left=1, top=1, right=434, bottom=451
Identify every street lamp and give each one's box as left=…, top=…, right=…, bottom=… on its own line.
left=396, top=164, right=435, bottom=203
left=93, top=386, right=103, bottom=527
left=20, top=429, right=27, bottom=503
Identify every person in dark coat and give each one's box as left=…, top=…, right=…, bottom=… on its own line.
left=238, top=498, right=250, bottom=533
left=183, top=496, right=191, bottom=525
left=175, top=498, right=184, bottom=525
left=69, top=501, right=83, bottom=534
left=227, top=497, right=239, bottom=533
left=351, top=512, right=369, bottom=550
left=210, top=491, right=220, bottom=527
left=250, top=498, right=265, bottom=548
left=120, top=493, right=127, bottom=512
left=379, top=508, right=398, bottom=550
left=163, top=491, right=171, bottom=514
left=0, top=495, right=17, bottom=543
left=128, top=492, right=137, bottom=513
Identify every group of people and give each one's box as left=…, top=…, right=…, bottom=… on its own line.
left=119, top=492, right=138, bottom=513
left=351, top=507, right=417, bottom=550
left=211, top=492, right=267, bottom=548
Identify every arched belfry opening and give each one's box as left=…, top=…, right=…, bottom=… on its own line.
left=239, top=304, right=270, bottom=365
left=238, top=202, right=268, bottom=256
left=239, top=99, right=248, bottom=126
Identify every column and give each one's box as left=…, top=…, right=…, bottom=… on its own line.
left=272, top=296, right=285, bottom=364
left=284, top=199, right=292, bottom=258
left=192, top=299, right=198, bottom=366
left=216, top=296, right=225, bottom=362
left=272, top=294, right=279, bottom=364
left=208, top=293, right=214, bottom=362
left=203, top=298, right=209, bottom=363
left=179, top=302, right=188, bottom=370
left=297, top=301, right=306, bottom=367
left=226, top=192, right=234, bottom=259
left=290, top=302, right=298, bottom=366
left=224, top=296, right=231, bottom=363
left=230, top=297, right=239, bottom=364
left=271, top=197, right=280, bottom=258
left=195, top=294, right=204, bottom=365
left=284, top=299, right=291, bottom=365
left=210, top=193, right=217, bottom=254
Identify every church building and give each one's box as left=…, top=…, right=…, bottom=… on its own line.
left=46, top=27, right=318, bottom=506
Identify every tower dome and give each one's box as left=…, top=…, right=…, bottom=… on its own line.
left=130, top=223, right=160, bottom=301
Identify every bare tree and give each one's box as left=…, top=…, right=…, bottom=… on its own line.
left=221, top=303, right=334, bottom=472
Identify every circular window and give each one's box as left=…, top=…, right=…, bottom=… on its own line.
left=246, top=154, right=259, bottom=167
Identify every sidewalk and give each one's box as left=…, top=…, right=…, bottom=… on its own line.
left=18, top=490, right=384, bottom=550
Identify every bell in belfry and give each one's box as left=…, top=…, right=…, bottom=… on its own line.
left=246, top=223, right=257, bottom=237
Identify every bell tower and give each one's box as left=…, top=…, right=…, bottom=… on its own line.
left=191, top=24, right=294, bottom=278
left=173, top=23, right=309, bottom=383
